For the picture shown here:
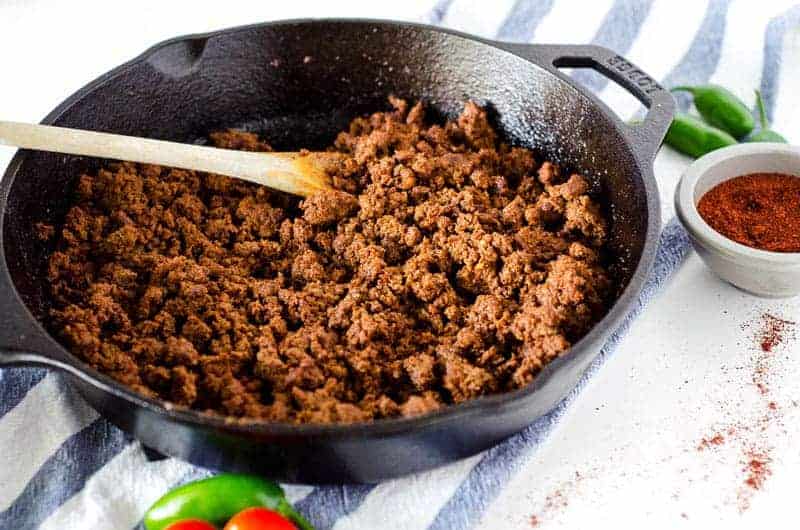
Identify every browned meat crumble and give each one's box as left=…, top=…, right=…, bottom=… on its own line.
left=47, top=98, right=611, bottom=424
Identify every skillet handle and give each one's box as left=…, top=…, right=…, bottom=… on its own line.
left=0, top=350, right=72, bottom=371
left=495, top=43, right=675, bottom=163
left=0, top=266, right=65, bottom=369
left=0, top=253, right=108, bottom=387
left=0, top=347, right=102, bottom=392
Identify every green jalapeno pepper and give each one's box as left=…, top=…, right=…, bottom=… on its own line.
left=664, top=113, right=737, bottom=158
left=746, top=90, right=787, bottom=143
left=671, top=84, right=755, bottom=139
left=144, top=474, right=313, bottom=530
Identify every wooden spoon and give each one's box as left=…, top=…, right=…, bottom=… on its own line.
left=0, top=121, right=332, bottom=197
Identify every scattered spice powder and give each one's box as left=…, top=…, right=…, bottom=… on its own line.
left=524, top=310, right=795, bottom=525
left=697, top=173, right=800, bottom=252
left=695, top=312, right=795, bottom=512
left=737, top=439, right=776, bottom=512
left=743, top=451, right=772, bottom=491
left=528, top=470, right=585, bottom=526
left=753, top=314, right=795, bottom=397
left=697, top=433, right=725, bottom=451
left=758, top=313, right=795, bottom=353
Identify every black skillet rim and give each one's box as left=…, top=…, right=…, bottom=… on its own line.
left=0, top=18, right=661, bottom=438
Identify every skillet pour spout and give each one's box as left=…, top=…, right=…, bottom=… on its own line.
left=0, top=19, right=674, bottom=483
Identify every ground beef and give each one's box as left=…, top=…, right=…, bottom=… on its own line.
left=35, top=222, right=56, bottom=241
left=47, top=98, right=611, bottom=424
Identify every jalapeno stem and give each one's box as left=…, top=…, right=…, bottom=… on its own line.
left=745, top=90, right=788, bottom=143
left=755, top=89, right=769, bottom=129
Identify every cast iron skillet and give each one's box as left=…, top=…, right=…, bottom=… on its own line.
left=0, top=20, right=674, bottom=483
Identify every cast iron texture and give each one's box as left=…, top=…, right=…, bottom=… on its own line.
left=0, top=20, right=674, bottom=483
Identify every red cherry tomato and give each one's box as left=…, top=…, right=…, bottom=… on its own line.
left=223, top=507, right=297, bottom=530
left=164, top=520, right=217, bottom=530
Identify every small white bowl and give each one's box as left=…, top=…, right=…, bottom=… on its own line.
left=675, top=142, right=800, bottom=298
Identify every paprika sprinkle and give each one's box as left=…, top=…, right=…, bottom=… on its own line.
left=697, top=173, right=800, bottom=252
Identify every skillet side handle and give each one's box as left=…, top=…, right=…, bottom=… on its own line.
left=496, top=43, right=675, bottom=163
left=0, top=253, right=103, bottom=385
left=0, top=350, right=64, bottom=369
left=0, top=265, right=64, bottom=368
left=0, top=346, right=101, bottom=389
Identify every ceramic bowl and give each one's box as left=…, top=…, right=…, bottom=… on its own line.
left=675, top=142, right=800, bottom=298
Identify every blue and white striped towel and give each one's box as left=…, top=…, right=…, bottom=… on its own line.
left=2, top=0, right=800, bottom=528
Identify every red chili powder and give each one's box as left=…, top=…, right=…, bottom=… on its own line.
left=696, top=312, right=795, bottom=512
left=697, top=173, right=800, bottom=252
left=529, top=471, right=584, bottom=526
left=697, top=433, right=725, bottom=451
left=759, top=313, right=795, bottom=352
left=743, top=451, right=772, bottom=491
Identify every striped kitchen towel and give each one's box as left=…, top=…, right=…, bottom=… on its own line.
left=1, top=0, right=799, bottom=528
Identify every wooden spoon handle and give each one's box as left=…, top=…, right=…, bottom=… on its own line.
left=0, top=121, right=330, bottom=197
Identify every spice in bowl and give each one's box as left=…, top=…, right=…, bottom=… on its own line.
left=696, top=173, right=800, bottom=253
